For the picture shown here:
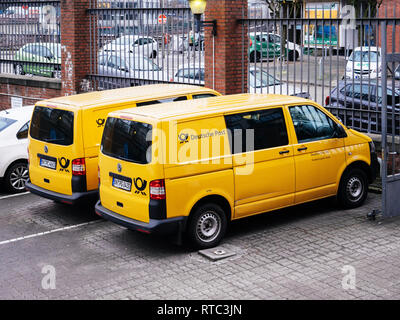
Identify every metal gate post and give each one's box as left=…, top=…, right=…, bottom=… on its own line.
left=381, top=20, right=388, bottom=218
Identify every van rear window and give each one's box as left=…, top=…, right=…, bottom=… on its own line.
left=30, top=106, right=74, bottom=146
left=101, top=117, right=152, bottom=164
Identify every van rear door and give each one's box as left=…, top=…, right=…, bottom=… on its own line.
left=29, top=105, right=83, bottom=196
left=99, top=116, right=163, bottom=223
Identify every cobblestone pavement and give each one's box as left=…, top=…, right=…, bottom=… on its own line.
left=0, top=190, right=399, bottom=300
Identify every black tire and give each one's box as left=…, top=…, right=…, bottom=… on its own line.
left=150, top=50, right=157, bottom=59
left=4, top=162, right=29, bottom=193
left=186, top=203, right=227, bottom=249
left=288, top=50, right=299, bottom=61
left=338, top=168, right=368, bottom=209
left=14, top=64, right=25, bottom=75
left=250, top=51, right=261, bottom=63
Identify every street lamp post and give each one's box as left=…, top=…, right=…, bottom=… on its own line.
left=188, top=0, right=217, bottom=36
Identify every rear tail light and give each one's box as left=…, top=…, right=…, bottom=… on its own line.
left=149, top=179, right=166, bottom=200
left=169, top=78, right=173, bottom=82
left=325, top=96, right=330, bottom=106
left=72, top=158, right=86, bottom=176
left=250, top=39, right=252, bottom=46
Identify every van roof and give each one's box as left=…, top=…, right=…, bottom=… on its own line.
left=112, top=93, right=309, bottom=121
left=37, top=84, right=218, bottom=109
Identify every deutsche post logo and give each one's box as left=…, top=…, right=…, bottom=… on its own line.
left=178, top=133, right=189, bottom=144
left=133, top=177, right=147, bottom=196
left=58, top=157, right=70, bottom=173
left=96, top=118, right=106, bottom=127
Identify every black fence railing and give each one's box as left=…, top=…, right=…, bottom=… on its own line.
left=88, top=0, right=205, bottom=91
left=0, top=0, right=61, bottom=79
left=240, top=3, right=400, bottom=137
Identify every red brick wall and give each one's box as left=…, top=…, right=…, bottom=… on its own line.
left=60, top=0, right=93, bottom=96
left=378, top=1, right=400, bottom=54
left=204, top=0, right=248, bottom=95
left=0, top=80, right=61, bottom=110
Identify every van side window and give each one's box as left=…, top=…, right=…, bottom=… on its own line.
left=224, top=108, right=288, bottom=154
left=289, top=105, right=337, bottom=143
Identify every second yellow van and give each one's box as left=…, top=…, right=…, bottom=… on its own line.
left=95, top=94, right=379, bottom=249
left=26, top=84, right=220, bottom=204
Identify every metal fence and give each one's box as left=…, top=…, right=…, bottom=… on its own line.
left=87, top=0, right=205, bottom=90
left=0, top=0, right=61, bottom=79
left=240, top=3, right=400, bottom=138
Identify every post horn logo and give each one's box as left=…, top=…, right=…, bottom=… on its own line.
left=133, top=177, right=147, bottom=196
left=96, top=118, right=106, bottom=127
left=58, top=157, right=70, bottom=173
left=44, top=146, right=48, bottom=154
left=178, top=133, right=189, bottom=144
left=117, top=163, right=122, bottom=173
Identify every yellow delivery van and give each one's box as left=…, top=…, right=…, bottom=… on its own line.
left=95, top=94, right=379, bottom=248
left=26, top=84, right=221, bottom=204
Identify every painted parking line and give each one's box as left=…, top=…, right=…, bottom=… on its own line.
left=0, top=220, right=103, bottom=246
left=0, top=192, right=30, bottom=200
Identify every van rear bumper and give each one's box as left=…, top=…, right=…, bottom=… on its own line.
left=95, top=201, right=186, bottom=235
left=25, top=182, right=98, bottom=204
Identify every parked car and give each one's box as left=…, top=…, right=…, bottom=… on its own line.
left=100, top=35, right=159, bottom=59
left=345, top=47, right=382, bottom=80
left=394, top=64, right=400, bottom=80
left=249, top=32, right=302, bottom=62
left=248, top=67, right=310, bottom=98
left=0, top=106, right=34, bottom=193
left=97, top=52, right=165, bottom=89
left=95, top=94, right=379, bottom=248
left=171, top=66, right=311, bottom=98
left=14, top=43, right=61, bottom=79
left=325, top=81, right=400, bottom=134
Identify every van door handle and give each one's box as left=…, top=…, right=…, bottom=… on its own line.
left=298, top=147, right=308, bottom=152
left=279, top=150, right=290, bottom=155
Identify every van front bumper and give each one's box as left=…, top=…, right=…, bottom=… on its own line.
left=25, top=182, right=98, bottom=205
left=95, top=201, right=186, bottom=235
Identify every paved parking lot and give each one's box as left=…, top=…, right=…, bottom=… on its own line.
left=0, top=189, right=399, bottom=300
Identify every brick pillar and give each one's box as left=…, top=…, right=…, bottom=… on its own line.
left=204, top=0, right=248, bottom=95
left=60, top=0, right=92, bottom=96
left=379, top=0, right=400, bottom=54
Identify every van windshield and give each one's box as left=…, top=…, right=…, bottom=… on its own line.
left=30, top=106, right=74, bottom=146
left=101, top=117, right=152, bottom=164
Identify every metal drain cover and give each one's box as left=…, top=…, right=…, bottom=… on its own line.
left=198, top=247, right=236, bottom=261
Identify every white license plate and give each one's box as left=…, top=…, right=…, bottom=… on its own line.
left=112, top=178, right=131, bottom=191
left=40, top=158, right=56, bottom=170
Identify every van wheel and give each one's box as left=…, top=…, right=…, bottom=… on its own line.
left=4, top=162, right=29, bottom=193
left=187, top=203, right=227, bottom=249
left=338, top=168, right=368, bottom=209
